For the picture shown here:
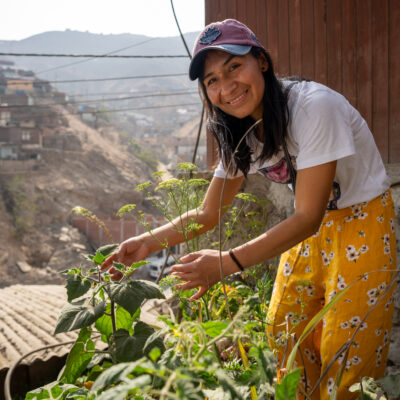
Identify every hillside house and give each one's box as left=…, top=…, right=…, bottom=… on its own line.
left=0, top=126, right=42, bottom=159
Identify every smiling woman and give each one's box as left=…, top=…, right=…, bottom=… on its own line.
left=103, top=18, right=397, bottom=400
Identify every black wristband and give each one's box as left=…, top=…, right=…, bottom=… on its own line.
left=229, top=249, right=244, bottom=272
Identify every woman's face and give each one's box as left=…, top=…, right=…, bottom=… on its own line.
left=202, top=50, right=267, bottom=120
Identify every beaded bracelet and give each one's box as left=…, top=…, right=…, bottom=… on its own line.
left=229, top=249, right=245, bottom=272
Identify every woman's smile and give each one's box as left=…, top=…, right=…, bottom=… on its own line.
left=202, top=50, right=267, bottom=120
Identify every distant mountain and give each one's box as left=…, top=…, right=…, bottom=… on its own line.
left=0, top=30, right=200, bottom=94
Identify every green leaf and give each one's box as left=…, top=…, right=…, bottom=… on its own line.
left=91, top=360, right=143, bottom=391
left=25, top=383, right=81, bottom=400
left=109, top=280, right=164, bottom=316
left=275, top=368, right=302, bottom=400
left=349, top=377, right=388, bottom=399
left=93, top=252, right=105, bottom=265
left=54, top=298, right=106, bottom=334
left=200, top=320, right=228, bottom=338
left=95, top=375, right=152, bottom=400
left=96, top=243, right=119, bottom=258
left=95, top=304, right=139, bottom=342
left=60, top=327, right=95, bottom=384
left=65, top=275, right=91, bottom=302
left=215, top=370, right=246, bottom=400
left=378, top=374, right=400, bottom=397
left=109, top=322, right=163, bottom=363
left=64, top=388, right=90, bottom=399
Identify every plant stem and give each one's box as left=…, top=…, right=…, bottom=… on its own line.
left=110, top=300, right=117, bottom=334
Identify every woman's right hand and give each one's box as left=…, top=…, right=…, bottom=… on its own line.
left=101, top=236, right=152, bottom=280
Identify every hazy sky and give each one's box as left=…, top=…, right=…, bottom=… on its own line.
left=1, top=0, right=205, bottom=40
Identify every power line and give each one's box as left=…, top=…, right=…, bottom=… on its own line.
left=11, top=102, right=201, bottom=119
left=0, top=90, right=198, bottom=108
left=37, top=37, right=159, bottom=74
left=0, top=52, right=188, bottom=58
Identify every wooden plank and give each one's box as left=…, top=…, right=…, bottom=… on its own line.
left=313, top=0, right=327, bottom=84
left=288, top=0, right=302, bottom=76
left=371, top=0, right=389, bottom=161
left=277, top=0, right=290, bottom=76
left=341, top=0, right=357, bottom=107
left=326, top=0, right=342, bottom=92
left=205, top=0, right=212, bottom=24
left=225, top=0, right=237, bottom=19
left=246, top=0, right=258, bottom=33
left=266, top=0, right=279, bottom=66
left=301, top=0, right=315, bottom=80
left=356, top=0, right=372, bottom=129
left=255, top=0, right=268, bottom=49
left=389, top=0, right=400, bottom=162
left=236, top=0, right=247, bottom=22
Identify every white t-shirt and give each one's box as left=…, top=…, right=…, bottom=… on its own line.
left=214, top=80, right=390, bottom=209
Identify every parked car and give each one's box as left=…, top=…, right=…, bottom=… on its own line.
left=147, top=256, right=175, bottom=279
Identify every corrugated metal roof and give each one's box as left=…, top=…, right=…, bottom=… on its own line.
left=0, top=285, right=77, bottom=371
left=0, top=284, right=171, bottom=372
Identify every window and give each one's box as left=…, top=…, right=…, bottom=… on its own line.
left=22, top=131, right=31, bottom=141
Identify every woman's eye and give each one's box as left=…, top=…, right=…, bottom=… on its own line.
left=206, top=78, right=216, bottom=86
left=229, top=63, right=240, bottom=72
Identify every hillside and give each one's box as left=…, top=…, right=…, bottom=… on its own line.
left=0, top=105, right=156, bottom=288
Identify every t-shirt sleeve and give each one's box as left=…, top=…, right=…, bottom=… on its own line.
left=213, top=159, right=244, bottom=179
left=293, top=88, right=356, bottom=170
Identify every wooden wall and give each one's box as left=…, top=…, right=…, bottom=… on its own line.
left=204, top=0, right=400, bottom=165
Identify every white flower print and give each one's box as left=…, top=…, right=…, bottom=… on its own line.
left=377, top=215, right=384, bottom=223
left=359, top=322, right=368, bottom=331
left=367, top=297, right=378, bottom=306
left=367, top=288, right=377, bottom=297
left=338, top=225, right=342, bottom=231
left=375, top=329, right=382, bottom=336
left=349, top=316, right=361, bottom=327
left=300, top=314, right=308, bottom=321
left=340, top=321, right=350, bottom=329
left=283, top=262, right=293, bottom=276
left=358, top=230, right=366, bottom=237
left=378, top=282, right=387, bottom=291
left=351, top=356, right=362, bottom=365
left=390, top=218, right=395, bottom=233
left=384, top=245, right=391, bottom=255
left=345, top=360, right=352, bottom=371
left=305, top=266, right=311, bottom=273
left=359, top=245, right=369, bottom=254
left=358, top=212, right=368, bottom=220
left=351, top=204, right=362, bottom=215
left=327, top=377, right=335, bottom=395
left=346, top=245, right=360, bottom=262
left=306, top=284, right=315, bottom=297
left=321, top=250, right=334, bottom=266
left=383, top=234, right=390, bottom=245
left=337, top=352, right=345, bottom=364
left=325, top=220, right=334, bottom=227
left=384, top=330, right=390, bottom=346
left=328, top=290, right=337, bottom=302
left=337, top=275, right=347, bottom=290
left=361, top=273, right=369, bottom=281
left=345, top=216, right=353, bottom=223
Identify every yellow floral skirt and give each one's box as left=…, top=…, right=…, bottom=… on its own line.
left=267, top=190, right=397, bottom=400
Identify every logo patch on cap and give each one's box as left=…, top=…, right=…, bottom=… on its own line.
left=199, top=27, right=221, bottom=45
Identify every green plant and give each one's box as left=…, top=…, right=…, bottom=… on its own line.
left=0, top=174, right=37, bottom=236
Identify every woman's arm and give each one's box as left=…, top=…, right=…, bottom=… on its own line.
left=171, top=161, right=337, bottom=300
left=101, top=175, right=244, bottom=277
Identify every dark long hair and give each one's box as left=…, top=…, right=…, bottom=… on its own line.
left=199, top=47, right=290, bottom=177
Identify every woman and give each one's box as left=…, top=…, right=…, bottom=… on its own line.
left=103, top=19, right=397, bottom=399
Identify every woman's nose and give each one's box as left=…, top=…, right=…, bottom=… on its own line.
left=220, top=77, right=236, bottom=96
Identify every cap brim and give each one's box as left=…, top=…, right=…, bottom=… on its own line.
left=189, top=44, right=252, bottom=81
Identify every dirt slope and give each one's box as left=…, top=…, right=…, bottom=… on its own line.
left=0, top=108, right=155, bottom=288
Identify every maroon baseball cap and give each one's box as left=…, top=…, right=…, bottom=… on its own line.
left=189, top=19, right=265, bottom=81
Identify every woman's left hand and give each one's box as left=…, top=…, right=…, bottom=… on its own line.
left=170, top=249, right=237, bottom=301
